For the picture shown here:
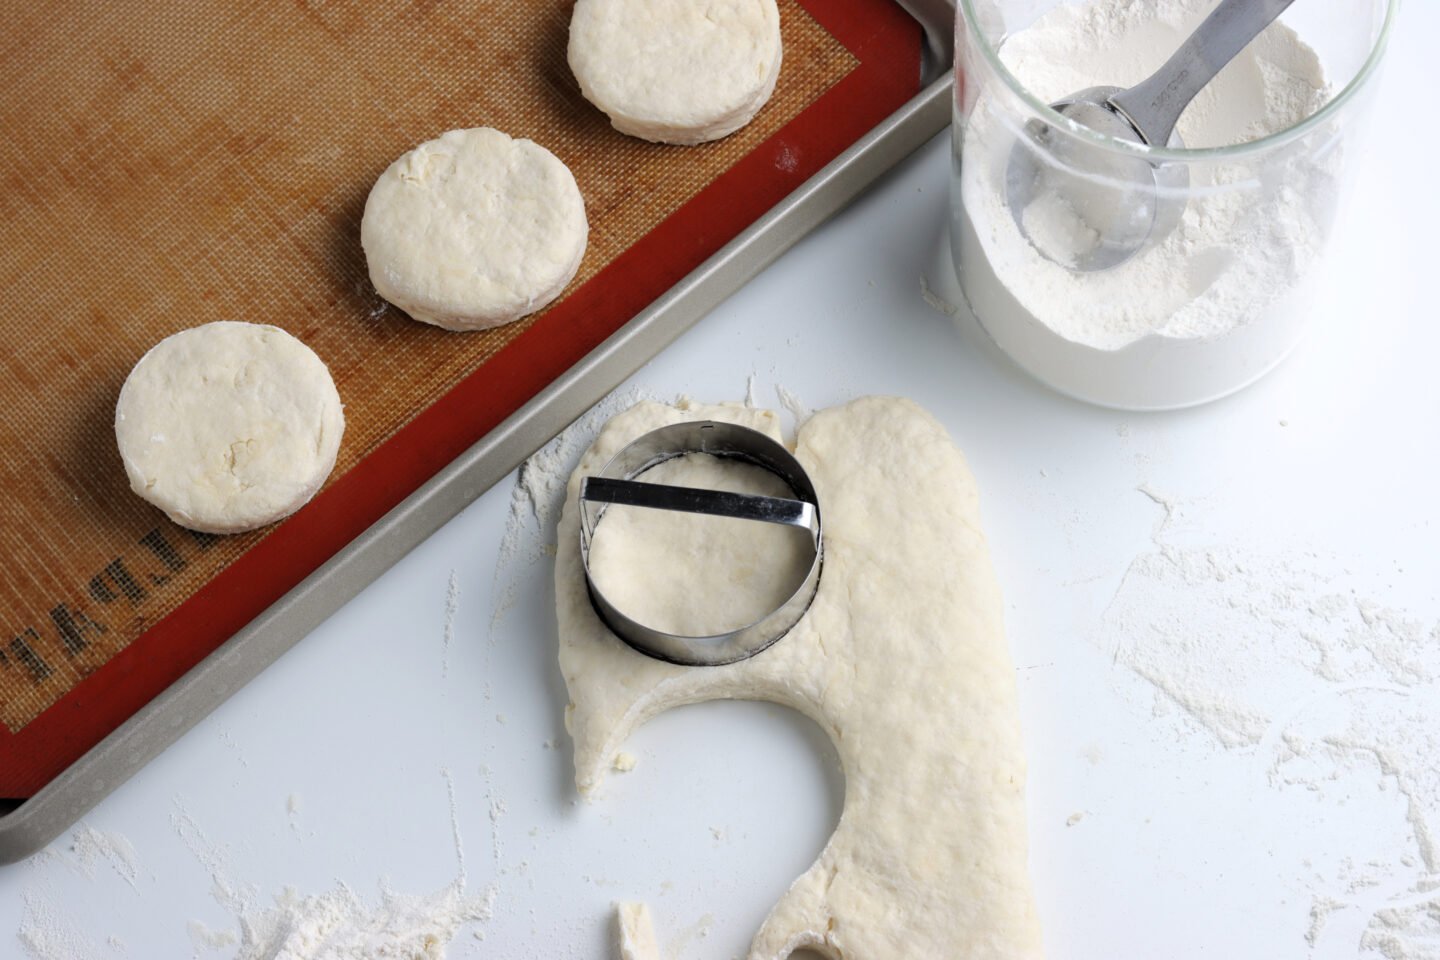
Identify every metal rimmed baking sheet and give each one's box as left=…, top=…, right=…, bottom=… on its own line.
left=0, top=1, right=954, bottom=863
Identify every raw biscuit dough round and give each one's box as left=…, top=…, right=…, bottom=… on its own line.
left=115, top=321, right=345, bottom=535
left=567, top=0, right=783, bottom=145
left=361, top=127, right=588, bottom=331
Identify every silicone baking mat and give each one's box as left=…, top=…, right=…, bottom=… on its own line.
left=0, top=0, right=920, bottom=797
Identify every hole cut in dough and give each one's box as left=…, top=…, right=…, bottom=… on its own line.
left=114, top=321, right=344, bottom=535
left=587, top=453, right=814, bottom=637
left=557, top=397, right=1045, bottom=958
left=567, top=0, right=783, bottom=145
left=361, top=127, right=588, bottom=331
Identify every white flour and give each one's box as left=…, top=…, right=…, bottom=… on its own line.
left=441, top=570, right=460, bottom=680
left=69, top=823, right=142, bottom=890
left=17, top=784, right=495, bottom=960
left=953, top=0, right=1340, bottom=407
left=491, top=384, right=654, bottom=642
left=17, top=826, right=144, bottom=958
left=1105, top=489, right=1440, bottom=957
left=169, top=792, right=497, bottom=960
left=225, top=881, right=495, bottom=960
left=18, top=885, right=100, bottom=960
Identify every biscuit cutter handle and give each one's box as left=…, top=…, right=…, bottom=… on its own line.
left=581, top=476, right=819, bottom=534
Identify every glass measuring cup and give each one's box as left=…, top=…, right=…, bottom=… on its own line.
left=950, top=0, right=1399, bottom=410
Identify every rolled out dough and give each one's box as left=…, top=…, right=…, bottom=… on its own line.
left=556, top=396, right=1045, bottom=958
left=567, top=0, right=783, bottom=145
left=114, top=321, right=344, bottom=535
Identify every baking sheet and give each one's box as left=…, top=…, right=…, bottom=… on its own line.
left=0, top=0, right=924, bottom=801
left=0, top=0, right=950, bottom=860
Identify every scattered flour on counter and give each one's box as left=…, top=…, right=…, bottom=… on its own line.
left=663, top=911, right=717, bottom=958
left=287, top=793, right=303, bottom=837
left=188, top=919, right=239, bottom=950
left=442, top=767, right=467, bottom=886
left=919, top=274, right=962, bottom=322
left=1361, top=886, right=1440, bottom=960
left=1134, top=483, right=1177, bottom=538
left=773, top=385, right=811, bottom=437
left=18, top=887, right=102, bottom=960
left=70, top=823, right=142, bottom=890
left=226, top=881, right=495, bottom=960
left=522, top=386, right=654, bottom=545
left=1103, top=488, right=1440, bottom=957
left=19, top=832, right=136, bottom=958
left=16, top=712, right=496, bottom=957
left=170, top=798, right=252, bottom=914
left=480, top=763, right=507, bottom=869
left=491, top=384, right=653, bottom=638
left=216, top=727, right=251, bottom=768
left=441, top=569, right=461, bottom=680
left=1307, top=896, right=1348, bottom=948
left=164, top=785, right=497, bottom=959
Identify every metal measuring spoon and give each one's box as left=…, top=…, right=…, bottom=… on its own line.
left=1005, top=0, right=1297, bottom=271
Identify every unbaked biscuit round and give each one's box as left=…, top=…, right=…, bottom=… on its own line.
left=568, top=0, right=783, bottom=145
left=115, top=321, right=345, bottom=535
left=361, top=127, right=588, bottom=331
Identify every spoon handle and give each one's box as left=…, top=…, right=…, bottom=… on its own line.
left=1110, top=0, right=1297, bottom=146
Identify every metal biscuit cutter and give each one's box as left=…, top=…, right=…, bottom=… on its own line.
left=579, top=420, right=823, bottom=666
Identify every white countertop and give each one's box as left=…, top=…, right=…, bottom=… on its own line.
left=3, top=9, right=1436, bottom=957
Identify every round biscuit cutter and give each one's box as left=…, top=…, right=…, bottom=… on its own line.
left=579, top=420, right=823, bottom=666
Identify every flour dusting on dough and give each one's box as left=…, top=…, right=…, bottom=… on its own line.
left=491, top=385, right=653, bottom=638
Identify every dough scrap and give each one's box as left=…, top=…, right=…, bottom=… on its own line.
left=556, top=397, right=1045, bottom=958
left=114, top=321, right=344, bottom=535
left=567, top=0, right=783, bottom=145
left=361, top=127, right=588, bottom=331
left=615, top=901, right=660, bottom=960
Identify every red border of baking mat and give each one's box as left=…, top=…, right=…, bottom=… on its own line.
left=0, top=0, right=921, bottom=797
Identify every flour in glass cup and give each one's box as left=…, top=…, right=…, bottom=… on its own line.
left=952, top=0, right=1341, bottom=409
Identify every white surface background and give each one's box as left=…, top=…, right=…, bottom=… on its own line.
left=2, top=6, right=1436, bottom=957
